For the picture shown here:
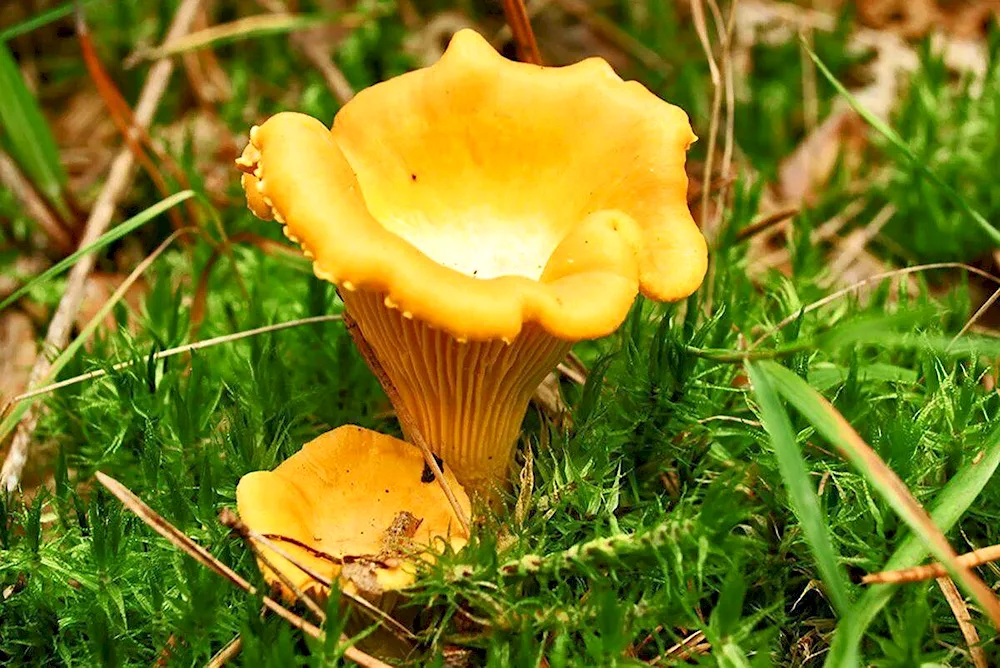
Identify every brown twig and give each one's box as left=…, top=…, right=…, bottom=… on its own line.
left=255, top=0, right=356, bottom=105
left=9, top=315, right=342, bottom=404
left=180, top=6, right=232, bottom=104
left=749, top=198, right=868, bottom=272
left=261, top=533, right=345, bottom=564
left=697, top=0, right=736, bottom=318
left=687, top=174, right=734, bottom=205
left=125, top=10, right=376, bottom=64
left=936, top=577, right=989, bottom=668
left=500, top=0, right=542, bottom=65
left=952, top=286, right=1000, bottom=347
left=245, top=537, right=328, bottom=623
left=800, top=26, right=819, bottom=133
left=652, top=630, right=710, bottom=664
left=550, top=0, right=672, bottom=77
left=153, top=633, right=179, bottom=667
left=93, top=472, right=391, bottom=668
left=733, top=207, right=800, bottom=243
left=205, top=631, right=247, bottom=668
left=341, top=310, right=471, bottom=535
left=863, top=543, right=1000, bottom=585
left=296, top=38, right=355, bottom=106
left=707, top=0, right=737, bottom=190
left=691, top=0, right=722, bottom=232
left=813, top=402, right=1000, bottom=629
left=0, top=0, right=203, bottom=493
left=205, top=607, right=267, bottom=668
left=219, top=509, right=417, bottom=642
left=819, top=205, right=895, bottom=288
left=76, top=4, right=202, bottom=240
left=558, top=351, right=588, bottom=385
left=0, top=149, right=75, bottom=254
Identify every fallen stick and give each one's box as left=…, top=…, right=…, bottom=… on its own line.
left=863, top=544, right=1000, bottom=585
left=95, top=472, right=390, bottom=668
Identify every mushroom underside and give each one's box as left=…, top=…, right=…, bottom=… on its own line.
left=342, top=289, right=572, bottom=493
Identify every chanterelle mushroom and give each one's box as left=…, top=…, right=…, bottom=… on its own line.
left=237, top=29, right=706, bottom=493
left=237, top=425, right=470, bottom=598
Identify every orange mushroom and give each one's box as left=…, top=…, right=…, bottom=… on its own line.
left=237, top=29, right=706, bottom=493
left=236, top=425, right=470, bottom=598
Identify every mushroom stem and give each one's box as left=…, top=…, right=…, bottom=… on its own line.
left=342, top=308, right=474, bottom=529
left=342, top=290, right=571, bottom=496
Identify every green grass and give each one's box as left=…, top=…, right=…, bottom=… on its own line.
left=877, top=34, right=1000, bottom=262
left=2, top=1, right=1000, bottom=666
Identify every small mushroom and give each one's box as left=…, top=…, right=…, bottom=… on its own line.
left=236, top=425, right=470, bottom=599
left=238, top=29, right=706, bottom=494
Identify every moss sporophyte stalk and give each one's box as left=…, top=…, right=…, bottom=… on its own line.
left=234, top=29, right=705, bottom=609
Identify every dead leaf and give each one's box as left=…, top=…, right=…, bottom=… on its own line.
left=857, top=0, right=939, bottom=39
left=377, top=511, right=423, bottom=561
left=777, top=108, right=867, bottom=205
left=0, top=311, right=37, bottom=405
left=55, top=91, right=118, bottom=198
left=341, top=561, right=384, bottom=600
left=947, top=2, right=1000, bottom=40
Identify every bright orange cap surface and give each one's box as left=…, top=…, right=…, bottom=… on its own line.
left=239, top=29, right=706, bottom=343
left=236, top=426, right=470, bottom=597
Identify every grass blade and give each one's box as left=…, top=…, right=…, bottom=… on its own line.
left=125, top=13, right=349, bottom=64
left=0, top=228, right=195, bottom=479
left=747, top=362, right=854, bottom=616
left=805, top=42, right=1000, bottom=248
left=825, top=420, right=1000, bottom=667
left=0, top=190, right=194, bottom=313
left=11, top=314, right=342, bottom=403
left=94, top=473, right=391, bottom=668
left=0, top=2, right=97, bottom=42
left=0, top=41, right=71, bottom=220
left=759, top=361, right=1000, bottom=630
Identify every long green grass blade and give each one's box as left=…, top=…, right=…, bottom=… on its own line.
left=747, top=362, right=854, bottom=616
left=806, top=43, right=1000, bottom=248
left=760, top=361, right=1000, bottom=634
left=825, top=421, right=1000, bottom=667
left=0, top=2, right=80, bottom=42
left=0, top=41, right=71, bottom=220
left=0, top=229, right=191, bottom=451
left=0, top=190, right=194, bottom=313
left=807, top=363, right=918, bottom=392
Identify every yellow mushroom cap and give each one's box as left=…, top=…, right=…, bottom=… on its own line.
left=238, top=28, right=705, bottom=344
left=236, top=425, right=471, bottom=598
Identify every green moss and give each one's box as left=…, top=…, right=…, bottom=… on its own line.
left=1, top=2, right=999, bottom=665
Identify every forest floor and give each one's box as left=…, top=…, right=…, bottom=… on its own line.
left=2, top=0, right=1000, bottom=665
